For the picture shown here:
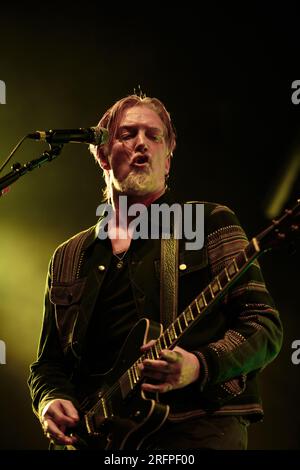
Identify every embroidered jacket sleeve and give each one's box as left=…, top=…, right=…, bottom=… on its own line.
left=193, top=204, right=283, bottom=396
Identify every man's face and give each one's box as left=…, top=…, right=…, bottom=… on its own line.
left=105, top=105, right=170, bottom=196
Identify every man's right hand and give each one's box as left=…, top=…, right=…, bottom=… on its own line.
left=40, top=398, right=79, bottom=446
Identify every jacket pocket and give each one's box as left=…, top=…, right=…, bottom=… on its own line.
left=50, top=278, right=87, bottom=355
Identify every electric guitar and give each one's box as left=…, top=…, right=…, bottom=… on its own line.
left=71, top=200, right=300, bottom=450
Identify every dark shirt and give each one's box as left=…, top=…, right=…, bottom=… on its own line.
left=83, top=253, right=139, bottom=375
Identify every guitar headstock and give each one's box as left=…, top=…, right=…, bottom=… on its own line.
left=257, top=199, right=300, bottom=252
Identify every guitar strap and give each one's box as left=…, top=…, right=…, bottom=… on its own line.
left=160, top=236, right=179, bottom=327
left=51, top=221, right=180, bottom=354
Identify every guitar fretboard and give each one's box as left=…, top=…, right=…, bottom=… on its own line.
left=119, top=238, right=261, bottom=396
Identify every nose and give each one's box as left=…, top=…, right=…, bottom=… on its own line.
left=135, top=131, right=148, bottom=153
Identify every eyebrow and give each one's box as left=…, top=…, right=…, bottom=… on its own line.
left=118, top=125, right=163, bottom=133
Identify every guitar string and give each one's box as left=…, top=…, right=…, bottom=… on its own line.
left=86, top=248, right=254, bottom=419
left=86, top=302, right=202, bottom=418
left=86, top=355, right=146, bottom=417
left=85, top=328, right=175, bottom=418
left=87, top=375, right=137, bottom=418
left=86, top=308, right=194, bottom=418
left=89, top=285, right=226, bottom=419
left=86, top=322, right=182, bottom=418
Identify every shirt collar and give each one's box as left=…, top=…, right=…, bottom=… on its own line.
left=83, top=190, right=178, bottom=250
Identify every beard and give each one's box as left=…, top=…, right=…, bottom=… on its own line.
left=111, top=167, right=160, bottom=195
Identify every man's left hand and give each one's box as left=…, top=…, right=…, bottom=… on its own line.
left=138, top=341, right=200, bottom=393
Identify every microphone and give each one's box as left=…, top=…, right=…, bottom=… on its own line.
left=27, top=127, right=109, bottom=145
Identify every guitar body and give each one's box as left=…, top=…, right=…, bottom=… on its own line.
left=73, top=318, right=170, bottom=450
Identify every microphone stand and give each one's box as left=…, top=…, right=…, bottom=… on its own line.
left=0, top=144, right=63, bottom=196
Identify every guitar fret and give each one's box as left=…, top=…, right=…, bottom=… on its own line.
left=149, top=349, right=154, bottom=360
left=176, top=317, right=183, bottom=333
left=156, top=339, right=162, bottom=354
left=173, top=320, right=181, bottom=337
left=161, top=334, right=167, bottom=348
left=209, top=284, right=215, bottom=298
left=130, top=367, right=135, bottom=384
left=202, top=292, right=207, bottom=307
left=218, top=271, right=227, bottom=288
left=225, top=267, right=230, bottom=281
left=169, top=328, right=175, bottom=342
left=127, top=369, right=133, bottom=389
left=132, top=366, right=138, bottom=384
left=167, top=333, right=172, bottom=346
left=145, top=349, right=154, bottom=360
left=165, top=329, right=170, bottom=344
left=183, top=312, right=188, bottom=327
left=101, top=398, right=108, bottom=419
left=154, top=343, right=160, bottom=359
left=189, top=306, right=195, bottom=320
left=234, top=252, right=241, bottom=270
left=216, top=276, right=222, bottom=290
left=195, top=299, right=201, bottom=314
left=236, top=250, right=247, bottom=268
left=167, top=328, right=175, bottom=343
left=137, top=356, right=143, bottom=365
left=132, top=365, right=138, bottom=383
left=171, top=324, right=178, bottom=339
left=134, top=362, right=141, bottom=380
left=164, top=330, right=170, bottom=346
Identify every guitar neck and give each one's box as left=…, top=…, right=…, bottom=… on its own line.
left=123, top=237, right=262, bottom=392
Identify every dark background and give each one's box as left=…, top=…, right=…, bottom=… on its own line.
left=0, top=3, right=299, bottom=450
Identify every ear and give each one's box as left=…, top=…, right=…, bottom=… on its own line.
left=98, top=146, right=111, bottom=170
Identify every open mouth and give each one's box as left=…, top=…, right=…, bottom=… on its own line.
left=131, top=155, right=149, bottom=166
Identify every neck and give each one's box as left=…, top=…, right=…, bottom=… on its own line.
left=110, top=187, right=166, bottom=224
